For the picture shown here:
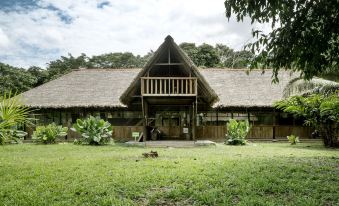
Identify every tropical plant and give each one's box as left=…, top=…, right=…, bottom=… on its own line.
left=0, top=91, right=32, bottom=144
left=226, top=119, right=250, bottom=145
left=32, top=123, right=68, bottom=144
left=283, top=78, right=339, bottom=98
left=71, top=116, right=113, bottom=145
left=275, top=94, right=339, bottom=147
left=287, top=135, right=300, bottom=145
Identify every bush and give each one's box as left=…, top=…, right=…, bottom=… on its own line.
left=287, top=135, right=300, bottom=145
left=0, top=129, right=27, bottom=144
left=32, top=123, right=68, bottom=144
left=71, top=116, right=113, bottom=145
left=226, top=119, right=250, bottom=145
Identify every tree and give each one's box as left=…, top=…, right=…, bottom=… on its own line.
left=88, top=52, right=145, bottom=68
left=179, top=42, right=200, bottom=65
left=46, top=53, right=90, bottom=81
left=215, top=44, right=254, bottom=68
left=180, top=42, right=253, bottom=68
left=196, top=43, right=220, bottom=67
left=225, top=0, right=339, bottom=81
left=27, top=66, right=49, bottom=87
left=0, top=63, right=37, bottom=95
left=275, top=94, right=339, bottom=147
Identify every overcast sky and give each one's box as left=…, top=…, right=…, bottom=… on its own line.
left=0, top=0, right=269, bottom=68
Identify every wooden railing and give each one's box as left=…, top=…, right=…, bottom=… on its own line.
left=141, top=77, right=197, bottom=96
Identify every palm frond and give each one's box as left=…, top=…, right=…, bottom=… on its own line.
left=0, top=91, right=34, bottom=130
left=283, top=77, right=339, bottom=98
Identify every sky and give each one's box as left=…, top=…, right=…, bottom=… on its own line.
left=0, top=0, right=269, bottom=68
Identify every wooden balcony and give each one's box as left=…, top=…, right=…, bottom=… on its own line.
left=141, top=77, right=197, bottom=96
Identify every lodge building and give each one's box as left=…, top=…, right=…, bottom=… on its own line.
left=22, top=35, right=314, bottom=141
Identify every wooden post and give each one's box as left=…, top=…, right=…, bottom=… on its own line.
left=192, top=101, right=196, bottom=141
left=150, top=79, right=153, bottom=94
left=194, top=79, right=197, bottom=95
left=189, top=79, right=193, bottom=94
left=141, top=79, right=144, bottom=95
left=142, top=97, right=148, bottom=142
left=186, top=79, right=188, bottom=94
left=177, top=79, right=180, bottom=94
left=155, top=79, right=158, bottom=94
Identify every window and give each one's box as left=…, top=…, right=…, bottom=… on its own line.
left=250, top=113, right=273, bottom=125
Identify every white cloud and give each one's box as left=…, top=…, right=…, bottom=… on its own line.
left=0, top=0, right=270, bottom=68
left=0, top=28, right=11, bottom=48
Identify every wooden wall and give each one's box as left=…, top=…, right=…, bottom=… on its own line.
left=112, top=126, right=144, bottom=141
left=26, top=124, right=313, bottom=141
left=196, top=126, right=227, bottom=140
left=69, top=125, right=313, bottom=141
left=195, top=125, right=312, bottom=140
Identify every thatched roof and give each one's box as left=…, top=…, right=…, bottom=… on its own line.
left=200, top=69, right=298, bottom=108
left=21, top=69, right=140, bottom=108
left=21, top=68, right=301, bottom=109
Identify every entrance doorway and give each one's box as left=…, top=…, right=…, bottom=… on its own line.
left=147, top=106, right=192, bottom=140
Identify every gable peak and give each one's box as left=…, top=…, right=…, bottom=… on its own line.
left=165, top=35, right=174, bottom=42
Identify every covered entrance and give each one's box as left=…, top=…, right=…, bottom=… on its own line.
left=143, top=103, right=197, bottom=140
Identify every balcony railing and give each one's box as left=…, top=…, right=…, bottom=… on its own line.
left=141, top=77, right=197, bottom=96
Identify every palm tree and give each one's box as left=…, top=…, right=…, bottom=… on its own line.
left=0, top=91, right=33, bottom=144
left=283, top=77, right=339, bottom=98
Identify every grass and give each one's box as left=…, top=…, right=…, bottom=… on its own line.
left=0, top=143, right=338, bottom=206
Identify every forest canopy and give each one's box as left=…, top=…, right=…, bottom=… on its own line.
left=0, top=42, right=253, bottom=95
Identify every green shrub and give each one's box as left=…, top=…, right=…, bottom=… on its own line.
left=0, top=129, right=27, bottom=144
left=32, top=123, right=68, bottom=144
left=226, top=119, right=250, bottom=145
left=287, top=135, right=300, bottom=145
left=71, top=116, right=113, bottom=145
left=73, top=139, right=82, bottom=145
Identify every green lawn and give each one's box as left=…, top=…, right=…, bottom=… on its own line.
left=0, top=143, right=338, bottom=206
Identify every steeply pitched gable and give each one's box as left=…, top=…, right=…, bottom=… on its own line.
left=120, top=35, right=219, bottom=105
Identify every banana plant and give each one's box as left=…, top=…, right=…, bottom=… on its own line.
left=226, top=119, right=250, bottom=145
